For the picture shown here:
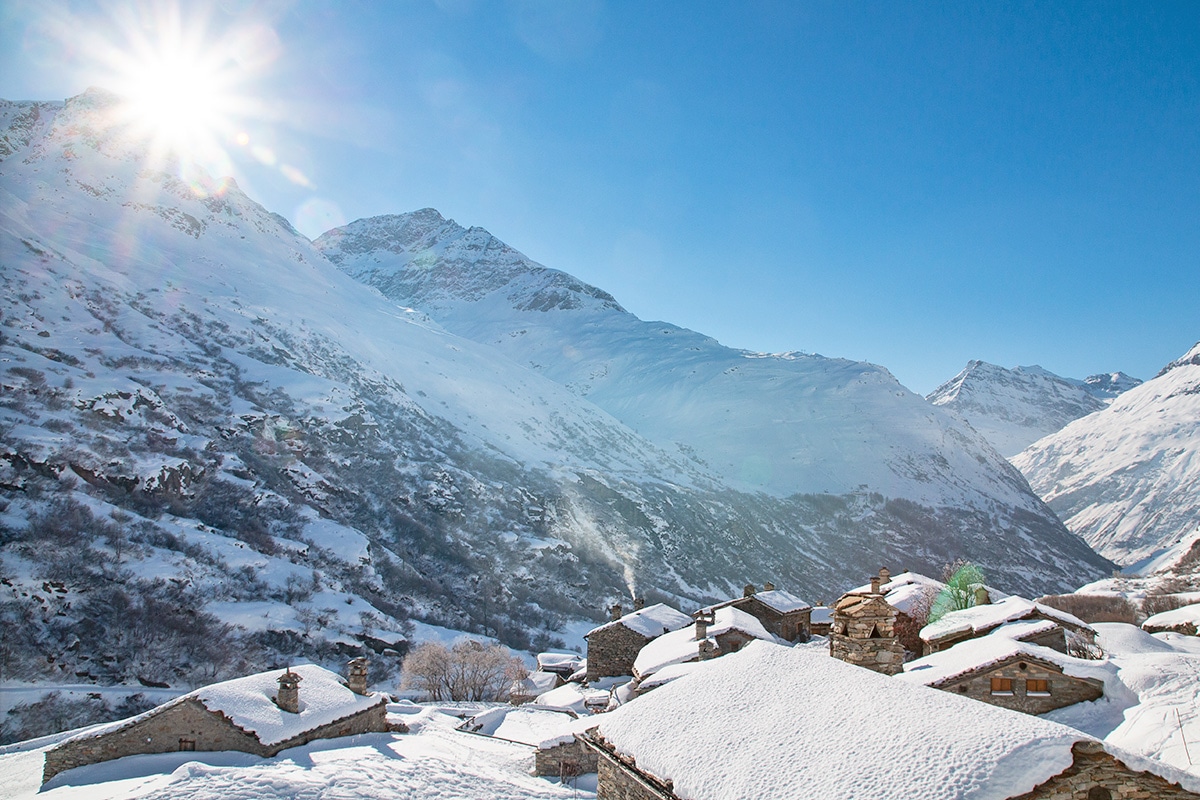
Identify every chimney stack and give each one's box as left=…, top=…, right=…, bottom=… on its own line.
left=878, top=567, right=891, bottom=587
left=743, top=583, right=756, bottom=598
left=276, top=668, right=302, bottom=714
left=698, top=639, right=717, bottom=661
left=609, top=603, right=623, bottom=621
left=633, top=596, right=645, bottom=611
left=347, top=657, right=369, bottom=696
left=763, top=581, right=776, bottom=592
left=695, top=609, right=714, bottom=640
left=870, top=576, right=881, bottom=595
left=974, top=586, right=991, bottom=606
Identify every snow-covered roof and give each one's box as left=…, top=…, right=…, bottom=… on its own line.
left=920, top=596, right=1094, bottom=644
left=632, top=606, right=781, bottom=679
left=536, top=651, right=584, bottom=672
left=510, top=671, right=559, bottom=696
left=58, top=664, right=382, bottom=748
left=593, top=640, right=1199, bottom=800
left=810, top=606, right=833, bottom=625
left=535, top=680, right=620, bottom=716
left=991, top=618, right=1062, bottom=641
left=747, top=588, right=811, bottom=613
left=585, top=602, right=692, bottom=640
left=461, top=705, right=578, bottom=746
left=636, top=660, right=706, bottom=690
left=1143, top=602, right=1200, bottom=631
left=899, top=634, right=1113, bottom=689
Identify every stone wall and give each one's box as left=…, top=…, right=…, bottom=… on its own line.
left=935, top=657, right=1103, bottom=715
left=830, top=596, right=904, bottom=675
left=594, top=745, right=674, bottom=800
left=44, top=697, right=388, bottom=784
left=534, top=739, right=598, bottom=778
left=1019, top=626, right=1068, bottom=653
left=1013, top=741, right=1200, bottom=800
left=587, top=626, right=651, bottom=680
left=740, top=599, right=811, bottom=642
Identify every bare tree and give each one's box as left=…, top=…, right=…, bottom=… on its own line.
left=401, top=640, right=526, bottom=701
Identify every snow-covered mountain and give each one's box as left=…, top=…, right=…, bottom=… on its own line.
left=1012, top=343, right=1200, bottom=566
left=315, top=211, right=1110, bottom=583
left=926, top=361, right=1141, bottom=457
left=0, top=90, right=1114, bottom=706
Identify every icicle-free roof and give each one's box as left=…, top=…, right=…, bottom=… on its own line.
left=633, top=606, right=780, bottom=679
left=920, top=595, right=1094, bottom=644
left=591, top=640, right=1200, bottom=800
left=585, top=602, right=692, bottom=639
left=899, top=635, right=1114, bottom=689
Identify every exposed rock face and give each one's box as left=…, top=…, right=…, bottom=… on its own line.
left=1012, top=343, right=1200, bottom=566
left=927, top=361, right=1141, bottom=457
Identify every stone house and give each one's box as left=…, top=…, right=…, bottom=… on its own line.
left=920, top=595, right=1097, bottom=656
left=631, top=605, right=781, bottom=687
left=698, top=582, right=813, bottom=642
left=1142, top=602, right=1200, bottom=636
left=578, top=641, right=1200, bottom=800
left=43, top=661, right=387, bottom=784
left=899, top=633, right=1106, bottom=715
left=828, top=578, right=905, bottom=675
left=509, top=670, right=562, bottom=705
left=584, top=603, right=692, bottom=681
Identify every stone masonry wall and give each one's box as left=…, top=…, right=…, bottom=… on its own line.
left=44, top=697, right=388, bottom=784
left=1012, top=741, right=1200, bottom=800
left=534, top=739, right=599, bottom=778
left=587, top=626, right=651, bottom=680
left=830, top=599, right=904, bottom=675
left=595, top=747, right=673, bottom=800
left=937, top=658, right=1102, bottom=716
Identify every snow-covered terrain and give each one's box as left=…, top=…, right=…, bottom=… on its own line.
left=1012, top=342, right=1200, bottom=565
left=927, top=361, right=1140, bottom=457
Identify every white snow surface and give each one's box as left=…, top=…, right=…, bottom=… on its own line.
left=1012, top=342, right=1200, bottom=565
left=597, top=640, right=1151, bottom=800
left=1142, top=602, right=1200, bottom=631
left=60, top=664, right=381, bottom=748
left=585, top=603, right=691, bottom=640
left=845, top=570, right=949, bottom=614
left=632, top=606, right=780, bottom=679
left=726, top=588, right=811, bottom=613
left=921, top=596, right=1093, bottom=644
left=900, top=635, right=1114, bottom=688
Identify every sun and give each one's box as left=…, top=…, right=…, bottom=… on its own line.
left=118, top=47, right=232, bottom=157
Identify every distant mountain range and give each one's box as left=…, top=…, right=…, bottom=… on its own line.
left=1012, top=343, right=1200, bottom=567
left=0, top=90, right=1113, bottom=691
left=927, top=361, right=1141, bottom=457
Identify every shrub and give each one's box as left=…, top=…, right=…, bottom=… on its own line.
left=400, top=640, right=526, bottom=702
left=1037, top=594, right=1138, bottom=624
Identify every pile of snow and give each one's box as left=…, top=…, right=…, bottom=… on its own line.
left=584, top=603, right=691, bottom=640
left=60, top=665, right=381, bottom=749
left=594, top=640, right=1199, bottom=799
left=461, top=705, right=579, bottom=746
left=632, top=606, right=780, bottom=680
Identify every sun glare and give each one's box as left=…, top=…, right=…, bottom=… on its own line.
left=120, top=48, right=230, bottom=155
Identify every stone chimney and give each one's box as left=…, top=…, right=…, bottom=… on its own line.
left=609, top=603, right=623, bottom=621
left=347, top=657, right=369, bottom=696
left=763, top=581, right=775, bottom=592
left=695, top=609, right=714, bottom=640
left=974, top=586, right=991, bottom=606
left=743, top=583, right=756, bottom=597
left=633, top=596, right=645, bottom=611
left=698, top=639, right=717, bottom=661
left=878, top=567, right=891, bottom=587
left=869, top=576, right=881, bottom=595
left=276, top=668, right=302, bottom=713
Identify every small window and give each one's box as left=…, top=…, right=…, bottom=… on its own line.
left=990, top=677, right=1013, bottom=695
left=1027, top=679, right=1050, bottom=695
left=178, top=738, right=196, bottom=751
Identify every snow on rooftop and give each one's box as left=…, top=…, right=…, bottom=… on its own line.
left=920, top=596, right=1093, bottom=643
left=512, top=671, right=560, bottom=697
left=535, top=681, right=612, bottom=716
left=899, top=634, right=1114, bottom=689
left=597, top=640, right=1099, bottom=800
left=462, top=705, right=578, bottom=746
left=748, top=588, right=811, bottom=613
left=1143, top=602, right=1200, bottom=631
left=585, top=602, right=691, bottom=640
left=810, top=606, right=832, bottom=624
left=536, top=652, right=584, bottom=671
left=60, top=664, right=381, bottom=749
left=632, top=606, right=780, bottom=680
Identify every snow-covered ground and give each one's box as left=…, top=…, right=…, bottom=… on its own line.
left=0, top=705, right=594, bottom=800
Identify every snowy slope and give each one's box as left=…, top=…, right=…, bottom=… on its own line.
left=316, top=211, right=1112, bottom=593
left=1011, top=343, right=1200, bottom=565
left=927, top=361, right=1140, bottom=457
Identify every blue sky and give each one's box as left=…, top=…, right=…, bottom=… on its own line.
left=2, top=1, right=1197, bottom=394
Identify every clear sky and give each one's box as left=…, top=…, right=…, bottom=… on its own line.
left=2, top=1, right=1197, bottom=394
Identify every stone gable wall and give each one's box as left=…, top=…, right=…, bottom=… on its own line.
left=534, top=739, right=599, bottom=778
left=935, top=658, right=1103, bottom=715
left=593, top=745, right=674, bottom=800
left=1013, top=741, right=1200, bottom=800
left=830, top=598, right=904, bottom=675
left=1019, top=626, right=1068, bottom=653
left=739, top=598, right=812, bottom=642
left=587, top=626, right=651, bottom=680
left=44, top=697, right=388, bottom=784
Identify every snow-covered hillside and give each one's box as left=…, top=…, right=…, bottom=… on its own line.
left=1012, top=343, right=1200, bottom=565
left=0, top=90, right=1115, bottom=725
left=927, top=361, right=1140, bottom=457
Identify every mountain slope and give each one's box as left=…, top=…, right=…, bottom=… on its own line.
left=315, top=210, right=1112, bottom=589
left=1011, top=343, right=1200, bottom=566
left=927, top=361, right=1141, bottom=457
